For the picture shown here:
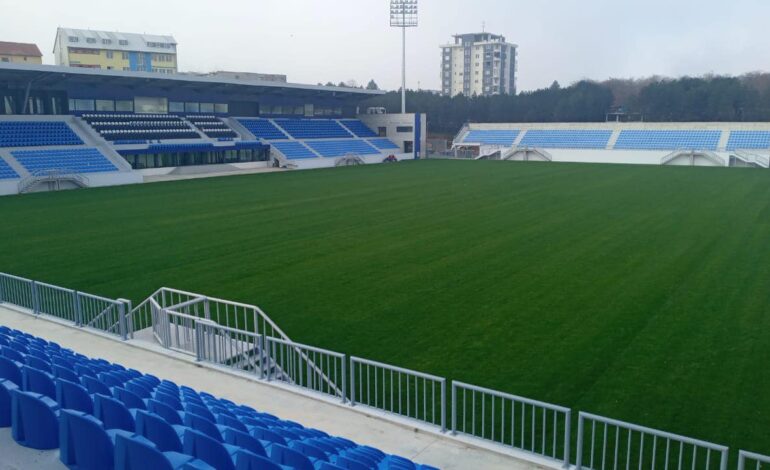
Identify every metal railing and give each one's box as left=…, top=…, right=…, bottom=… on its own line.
left=452, top=381, right=571, bottom=467
left=264, top=337, right=346, bottom=402
left=0, top=273, right=36, bottom=311
left=738, top=451, right=770, bottom=470
left=194, top=319, right=263, bottom=375
left=350, top=356, right=446, bottom=431
left=575, top=412, right=728, bottom=470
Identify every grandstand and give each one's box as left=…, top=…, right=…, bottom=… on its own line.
left=454, top=122, right=770, bottom=168
left=0, top=62, right=426, bottom=195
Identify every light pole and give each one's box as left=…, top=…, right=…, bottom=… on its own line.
left=390, top=0, right=418, bottom=114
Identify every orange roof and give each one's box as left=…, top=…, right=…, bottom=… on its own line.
left=0, top=41, right=43, bottom=57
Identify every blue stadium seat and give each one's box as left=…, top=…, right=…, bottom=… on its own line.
left=183, top=412, right=225, bottom=442
left=223, top=427, right=267, bottom=457
left=94, top=393, right=135, bottom=432
left=0, top=121, right=83, bottom=147
left=0, top=157, right=19, bottom=179
left=55, top=378, right=94, bottom=414
left=25, top=355, right=53, bottom=374
left=291, top=440, right=331, bottom=465
left=114, top=386, right=148, bottom=411
left=182, top=428, right=238, bottom=470
left=53, top=364, right=80, bottom=383
left=334, top=455, right=370, bottom=470
left=726, top=131, right=770, bottom=150
left=462, top=130, right=520, bottom=146
left=614, top=130, right=721, bottom=150
left=339, top=120, right=378, bottom=138
left=271, top=141, right=318, bottom=159
left=148, top=399, right=185, bottom=425
left=59, top=409, right=131, bottom=470
left=11, top=148, right=118, bottom=174
left=0, top=379, right=19, bottom=427
left=305, top=139, right=380, bottom=157
left=250, top=426, right=288, bottom=448
left=1, top=346, right=25, bottom=363
left=114, top=432, right=214, bottom=470
left=368, top=138, right=400, bottom=150
left=270, top=444, right=315, bottom=470
left=237, top=119, right=288, bottom=140
left=11, top=390, right=60, bottom=449
left=273, top=119, right=353, bottom=139
left=0, top=356, right=22, bottom=386
left=22, top=365, right=56, bottom=399
left=217, top=413, right=249, bottom=433
left=82, top=375, right=112, bottom=395
left=234, top=449, right=282, bottom=470
left=518, top=130, right=613, bottom=149
left=135, top=410, right=184, bottom=452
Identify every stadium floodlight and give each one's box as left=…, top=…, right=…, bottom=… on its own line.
left=390, top=0, right=418, bottom=114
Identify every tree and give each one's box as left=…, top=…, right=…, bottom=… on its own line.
left=324, top=82, right=335, bottom=87
left=338, top=82, right=346, bottom=88
left=366, top=80, right=380, bottom=90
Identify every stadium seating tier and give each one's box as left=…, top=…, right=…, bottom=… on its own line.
left=518, top=130, right=612, bottom=149
left=339, top=120, right=379, bottom=138
left=0, top=158, right=20, bottom=179
left=274, top=119, right=353, bottom=139
left=462, top=130, right=520, bottom=146
left=614, top=130, right=721, bottom=151
left=0, top=325, right=438, bottom=470
left=367, top=138, right=400, bottom=150
left=0, top=122, right=83, bottom=148
left=271, top=141, right=318, bottom=159
left=11, top=148, right=118, bottom=174
left=726, top=131, right=770, bottom=151
left=306, top=140, right=380, bottom=157
left=236, top=119, right=288, bottom=140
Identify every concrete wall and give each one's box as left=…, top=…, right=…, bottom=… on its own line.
left=358, top=113, right=427, bottom=159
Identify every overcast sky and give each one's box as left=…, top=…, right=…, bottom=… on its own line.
left=3, top=0, right=770, bottom=92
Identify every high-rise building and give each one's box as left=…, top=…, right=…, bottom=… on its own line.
left=0, top=41, right=43, bottom=65
left=53, top=28, right=177, bottom=74
left=440, top=33, right=517, bottom=97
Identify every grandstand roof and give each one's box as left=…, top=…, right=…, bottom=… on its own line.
left=0, top=41, right=43, bottom=57
left=0, top=62, right=384, bottom=99
left=55, top=27, right=177, bottom=53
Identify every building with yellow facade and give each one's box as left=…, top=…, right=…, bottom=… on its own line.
left=53, top=28, right=177, bottom=74
left=0, top=41, right=43, bottom=64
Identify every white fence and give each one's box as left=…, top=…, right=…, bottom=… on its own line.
left=350, top=356, right=446, bottom=432
left=452, top=381, right=571, bottom=467
left=0, top=271, right=767, bottom=469
left=576, top=412, right=728, bottom=470
left=738, top=451, right=770, bottom=470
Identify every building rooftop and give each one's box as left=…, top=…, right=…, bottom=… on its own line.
left=0, top=41, right=43, bottom=58
left=55, top=27, right=177, bottom=54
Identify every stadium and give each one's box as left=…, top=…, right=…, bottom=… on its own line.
left=1, top=13, right=770, bottom=470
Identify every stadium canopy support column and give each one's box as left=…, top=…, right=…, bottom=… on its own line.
left=401, top=25, right=406, bottom=114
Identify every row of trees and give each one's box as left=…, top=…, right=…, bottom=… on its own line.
left=360, top=73, right=770, bottom=135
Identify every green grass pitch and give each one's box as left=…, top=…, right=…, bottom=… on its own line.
left=0, top=160, right=768, bottom=454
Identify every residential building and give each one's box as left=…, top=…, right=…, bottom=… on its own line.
left=440, top=33, right=517, bottom=97
left=53, top=28, right=177, bottom=73
left=0, top=41, right=43, bottom=64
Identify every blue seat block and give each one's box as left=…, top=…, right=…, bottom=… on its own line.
left=94, top=393, right=135, bottom=432
left=55, top=378, right=94, bottom=414
left=270, top=444, right=314, bottom=470
left=135, top=410, right=184, bottom=452
left=22, top=365, right=56, bottom=399
left=0, top=356, right=22, bottom=386
left=0, top=379, right=19, bottom=427
left=11, top=390, right=60, bottom=449
left=59, top=409, right=131, bottom=470
left=1, top=347, right=25, bottom=363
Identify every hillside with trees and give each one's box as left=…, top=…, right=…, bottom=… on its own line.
left=362, top=73, right=770, bottom=135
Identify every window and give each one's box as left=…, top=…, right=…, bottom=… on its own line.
left=1, top=58, right=8, bottom=63
left=200, top=103, right=214, bottom=113
left=68, top=36, right=79, bottom=43
left=86, top=38, right=96, bottom=44
left=215, top=103, right=229, bottom=114
left=169, top=102, right=184, bottom=113
left=115, top=100, right=133, bottom=112
left=135, top=96, right=168, bottom=114
left=122, top=67, right=130, bottom=71
left=73, top=99, right=95, bottom=111
left=185, top=102, right=200, bottom=113
left=396, top=126, right=413, bottom=133
left=119, top=39, right=128, bottom=46
left=102, top=39, right=112, bottom=45
left=95, top=100, right=115, bottom=112
left=106, top=51, right=113, bottom=59
left=121, top=52, right=129, bottom=60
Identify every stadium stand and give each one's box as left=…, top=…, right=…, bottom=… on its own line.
left=518, top=130, right=613, bottom=149
left=306, top=139, right=380, bottom=157
left=462, top=130, right=520, bottom=146
left=236, top=119, right=289, bottom=140
left=367, top=138, right=400, bottom=150
left=81, top=114, right=200, bottom=141
left=726, top=131, right=770, bottom=151
left=274, top=119, right=353, bottom=139
left=339, top=120, right=379, bottom=138
left=186, top=116, right=238, bottom=139
left=0, top=122, right=83, bottom=148
left=271, top=141, right=318, bottom=159
left=0, top=158, right=20, bottom=179
left=614, top=130, right=721, bottom=150
left=0, top=325, right=438, bottom=470
left=11, top=148, right=118, bottom=174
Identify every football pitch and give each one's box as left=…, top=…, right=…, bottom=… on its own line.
left=0, top=160, right=768, bottom=453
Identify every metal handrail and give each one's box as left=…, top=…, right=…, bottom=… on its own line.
left=738, top=450, right=770, bottom=470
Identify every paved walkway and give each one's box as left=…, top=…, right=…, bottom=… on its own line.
left=0, top=306, right=549, bottom=470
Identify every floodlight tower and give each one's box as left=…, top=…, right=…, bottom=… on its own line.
left=390, top=0, right=418, bottom=114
